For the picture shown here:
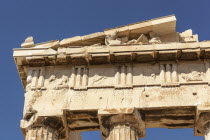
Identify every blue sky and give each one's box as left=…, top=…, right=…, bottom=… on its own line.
left=0, top=0, right=210, bottom=139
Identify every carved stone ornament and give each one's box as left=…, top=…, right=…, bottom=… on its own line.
left=105, top=31, right=162, bottom=46
left=49, top=75, right=56, bottom=82
left=181, top=71, right=204, bottom=82
left=21, top=36, right=34, bottom=48
left=127, top=34, right=149, bottom=45
left=151, top=73, right=156, bottom=79
left=91, top=74, right=107, bottom=85
left=105, top=31, right=128, bottom=45
left=148, top=32, right=162, bottom=44
left=54, top=75, right=69, bottom=90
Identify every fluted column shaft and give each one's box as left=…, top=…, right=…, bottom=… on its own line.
left=25, top=126, right=58, bottom=140
left=106, top=125, right=138, bottom=140
left=205, top=123, right=210, bottom=140
left=69, top=131, right=82, bottom=140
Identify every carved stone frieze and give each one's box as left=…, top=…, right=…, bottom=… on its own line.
left=54, top=75, right=69, bottom=90
left=91, top=74, right=108, bottom=86
left=159, top=63, right=178, bottom=85
left=70, top=66, right=89, bottom=90
left=26, top=67, right=46, bottom=91
left=49, top=75, right=56, bottom=82
left=181, top=71, right=204, bottom=82
left=115, top=64, right=133, bottom=88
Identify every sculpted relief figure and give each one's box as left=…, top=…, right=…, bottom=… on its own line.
left=55, top=75, right=69, bottom=90
left=105, top=31, right=128, bottom=45
left=91, top=73, right=107, bottom=86
left=128, top=32, right=161, bottom=45
left=105, top=31, right=162, bottom=46
left=49, top=75, right=56, bottom=82
left=181, top=71, right=204, bottom=82
left=127, top=34, right=149, bottom=44
left=148, top=32, right=162, bottom=44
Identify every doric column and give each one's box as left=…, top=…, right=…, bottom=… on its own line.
left=104, top=114, right=143, bottom=140
left=196, top=112, right=210, bottom=140
left=106, top=125, right=138, bottom=140
left=69, top=131, right=82, bottom=140
left=99, top=109, right=145, bottom=140
left=25, top=126, right=59, bottom=140
left=21, top=116, right=66, bottom=140
left=205, top=123, right=210, bottom=140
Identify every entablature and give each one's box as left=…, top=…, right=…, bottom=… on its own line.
left=14, top=42, right=210, bottom=66
left=16, top=59, right=210, bottom=91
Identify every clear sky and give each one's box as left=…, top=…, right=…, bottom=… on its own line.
left=0, top=0, right=210, bottom=139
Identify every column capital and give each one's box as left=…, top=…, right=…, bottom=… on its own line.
left=196, top=112, right=210, bottom=135
left=21, top=116, right=65, bottom=139
left=25, top=126, right=59, bottom=140
left=98, top=108, right=145, bottom=139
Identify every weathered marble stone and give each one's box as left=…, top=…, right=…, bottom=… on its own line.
left=106, top=125, right=138, bottom=140
left=180, top=29, right=198, bottom=42
left=13, top=15, right=210, bottom=140
left=21, top=36, right=34, bottom=48
left=25, top=127, right=58, bottom=140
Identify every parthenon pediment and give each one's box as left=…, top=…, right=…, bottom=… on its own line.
left=20, top=15, right=198, bottom=49
left=60, top=15, right=177, bottom=46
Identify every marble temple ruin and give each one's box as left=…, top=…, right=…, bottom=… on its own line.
left=13, top=15, right=210, bottom=140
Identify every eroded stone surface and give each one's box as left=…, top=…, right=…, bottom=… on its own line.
left=25, top=126, right=58, bottom=140
left=21, top=36, right=34, bottom=48
left=106, top=125, right=138, bottom=140
left=13, top=15, right=210, bottom=140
